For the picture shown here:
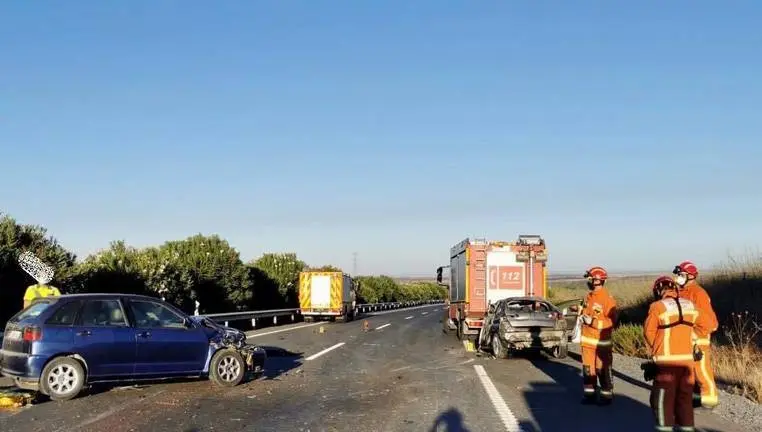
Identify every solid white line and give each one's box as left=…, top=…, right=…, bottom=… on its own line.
left=305, top=342, right=346, bottom=361
left=473, top=365, right=522, bottom=432
left=376, top=323, right=391, bottom=330
left=405, top=316, right=414, bottom=320
left=246, top=322, right=321, bottom=338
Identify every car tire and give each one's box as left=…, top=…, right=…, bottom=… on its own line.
left=491, top=335, right=509, bottom=359
left=553, top=343, right=568, bottom=359
left=40, top=356, right=86, bottom=401
left=210, top=349, right=246, bottom=387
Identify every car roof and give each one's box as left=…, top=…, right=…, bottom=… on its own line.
left=56, top=293, right=163, bottom=302
left=498, top=296, right=551, bottom=303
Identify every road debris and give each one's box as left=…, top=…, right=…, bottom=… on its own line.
left=0, top=388, right=35, bottom=409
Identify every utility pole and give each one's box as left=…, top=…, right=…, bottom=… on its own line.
left=352, top=252, right=358, bottom=276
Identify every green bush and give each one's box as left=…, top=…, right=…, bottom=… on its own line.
left=611, top=323, right=649, bottom=358
left=0, top=212, right=445, bottom=324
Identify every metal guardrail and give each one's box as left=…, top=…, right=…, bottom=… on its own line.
left=200, top=299, right=445, bottom=327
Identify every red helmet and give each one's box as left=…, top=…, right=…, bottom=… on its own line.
left=653, top=275, right=679, bottom=298
left=653, top=276, right=678, bottom=292
left=673, top=261, right=698, bottom=277
left=584, top=266, right=608, bottom=281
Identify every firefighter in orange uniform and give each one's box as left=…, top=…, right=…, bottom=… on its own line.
left=579, top=266, right=618, bottom=405
left=673, top=260, right=719, bottom=409
left=643, top=276, right=713, bottom=431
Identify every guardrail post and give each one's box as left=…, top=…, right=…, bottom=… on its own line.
left=224, top=321, right=229, bottom=327
left=273, top=316, right=277, bottom=325
left=291, top=314, right=294, bottom=321
left=251, top=318, right=256, bottom=328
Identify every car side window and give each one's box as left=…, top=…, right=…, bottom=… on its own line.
left=129, top=300, right=186, bottom=329
left=46, top=301, right=83, bottom=326
left=78, top=300, right=128, bottom=327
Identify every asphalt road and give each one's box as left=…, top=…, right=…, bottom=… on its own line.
left=0, top=304, right=745, bottom=431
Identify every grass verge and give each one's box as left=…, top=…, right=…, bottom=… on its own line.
left=549, top=255, right=762, bottom=403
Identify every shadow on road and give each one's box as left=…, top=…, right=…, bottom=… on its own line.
left=521, top=357, right=654, bottom=432
left=567, top=351, right=652, bottom=392
left=259, top=345, right=304, bottom=381
left=429, top=407, right=471, bottom=432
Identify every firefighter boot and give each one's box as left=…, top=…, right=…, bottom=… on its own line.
left=597, top=366, right=614, bottom=406
left=581, top=366, right=597, bottom=405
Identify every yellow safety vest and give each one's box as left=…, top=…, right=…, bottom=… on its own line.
left=23, top=284, right=61, bottom=302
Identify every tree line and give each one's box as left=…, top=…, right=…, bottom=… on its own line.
left=0, top=213, right=446, bottom=325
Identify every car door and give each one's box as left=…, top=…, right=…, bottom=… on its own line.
left=126, top=299, right=209, bottom=376
left=73, top=299, right=137, bottom=378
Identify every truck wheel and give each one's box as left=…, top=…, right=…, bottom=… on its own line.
left=491, top=336, right=509, bottom=359
left=210, top=349, right=246, bottom=387
left=40, top=356, right=86, bottom=401
left=553, top=343, right=568, bottom=359
left=304, top=316, right=314, bottom=323
left=442, top=311, right=455, bottom=334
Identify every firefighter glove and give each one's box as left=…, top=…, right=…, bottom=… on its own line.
left=640, top=362, right=657, bottom=382
left=580, top=314, right=593, bottom=326
left=693, top=346, right=704, bottom=361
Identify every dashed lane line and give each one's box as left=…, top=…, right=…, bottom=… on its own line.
left=473, top=364, right=522, bottom=432
left=375, top=323, right=391, bottom=330
left=305, top=342, right=346, bottom=361
left=405, top=316, right=414, bottom=320
left=246, top=322, right=322, bottom=338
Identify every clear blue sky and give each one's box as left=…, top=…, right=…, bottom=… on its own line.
left=2, top=1, right=761, bottom=276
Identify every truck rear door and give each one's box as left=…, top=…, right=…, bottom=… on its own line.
left=311, top=274, right=332, bottom=310
left=486, top=246, right=526, bottom=304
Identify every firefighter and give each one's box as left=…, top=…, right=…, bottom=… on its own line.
left=22, top=282, right=61, bottom=309
left=579, top=266, right=618, bottom=405
left=673, top=260, right=719, bottom=409
left=644, top=276, right=713, bottom=431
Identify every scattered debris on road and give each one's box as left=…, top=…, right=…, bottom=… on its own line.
left=0, top=388, right=35, bottom=409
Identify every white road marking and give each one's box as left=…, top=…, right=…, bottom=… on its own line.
left=421, top=312, right=428, bottom=315
left=375, top=323, right=391, bottom=330
left=246, top=322, right=321, bottom=338
left=473, top=365, right=522, bottom=432
left=405, top=316, right=414, bottom=320
left=305, top=342, right=346, bottom=361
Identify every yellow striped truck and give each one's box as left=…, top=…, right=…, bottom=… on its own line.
left=299, top=271, right=357, bottom=322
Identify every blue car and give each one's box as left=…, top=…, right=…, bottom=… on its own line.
left=0, top=293, right=266, bottom=401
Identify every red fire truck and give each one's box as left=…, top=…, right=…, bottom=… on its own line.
left=437, top=235, right=548, bottom=341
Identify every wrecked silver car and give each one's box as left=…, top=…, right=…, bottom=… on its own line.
left=477, top=296, right=568, bottom=359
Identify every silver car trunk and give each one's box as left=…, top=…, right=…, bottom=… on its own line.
left=503, top=306, right=557, bottom=328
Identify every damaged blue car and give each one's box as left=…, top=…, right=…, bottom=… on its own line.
left=0, top=293, right=266, bottom=401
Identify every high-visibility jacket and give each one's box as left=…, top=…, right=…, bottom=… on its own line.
left=644, top=295, right=711, bottom=366
left=681, top=282, right=718, bottom=347
left=23, top=284, right=61, bottom=303
left=579, top=287, right=617, bottom=349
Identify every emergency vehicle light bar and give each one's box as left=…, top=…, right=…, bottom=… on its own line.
left=518, top=235, right=543, bottom=246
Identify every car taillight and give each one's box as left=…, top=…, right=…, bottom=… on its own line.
left=23, top=326, right=42, bottom=342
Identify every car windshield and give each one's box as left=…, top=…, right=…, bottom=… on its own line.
left=504, top=299, right=552, bottom=313
left=9, top=300, right=54, bottom=323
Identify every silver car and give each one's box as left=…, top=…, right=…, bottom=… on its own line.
left=478, top=296, right=568, bottom=359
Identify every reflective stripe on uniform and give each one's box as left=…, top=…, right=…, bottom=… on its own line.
left=580, top=335, right=612, bottom=347
left=695, top=338, right=711, bottom=346
left=653, top=354, right=694, bottom=363
left=676, top=427, right=696, bottom=432
left=656, top=388, right=666, bottom=427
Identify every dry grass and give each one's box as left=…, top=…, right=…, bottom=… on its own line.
left=549, top=255, right=762, bottom=403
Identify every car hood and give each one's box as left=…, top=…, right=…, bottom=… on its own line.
left=190, top=316, right=248, bottom=346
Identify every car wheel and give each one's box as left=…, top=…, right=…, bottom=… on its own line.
left=210, top=349, right=246, bottom=387
left=553, top=343, right=568, bottom=359
left=491, top=335, right=509, bottom=359
left=40, top=356, right=85, bottom=401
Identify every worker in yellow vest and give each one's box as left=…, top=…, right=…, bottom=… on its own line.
left=23, top=283, right=61, bottom=309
